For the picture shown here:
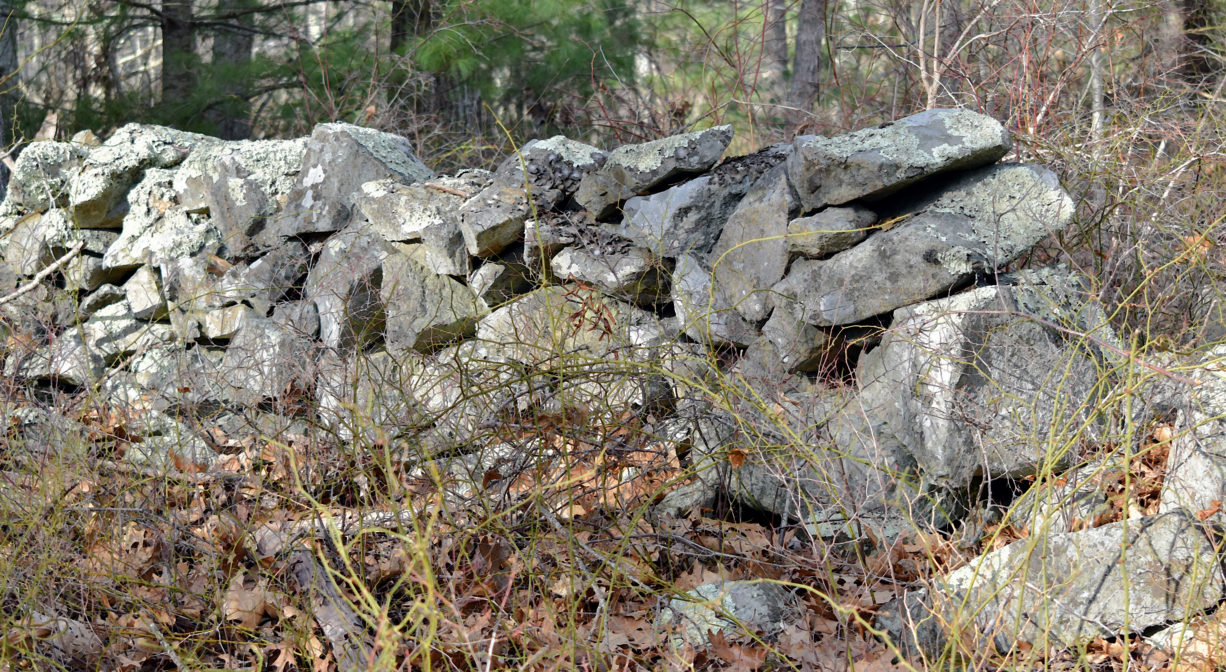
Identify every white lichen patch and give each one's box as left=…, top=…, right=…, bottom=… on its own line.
left=322, top=123, right=433, bottom=183
left=608, top=125, right=732, bottom=173
left=529, top=136, right=605, bottom=167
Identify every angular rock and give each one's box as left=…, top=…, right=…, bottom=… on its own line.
left=3, top=209, right=73, bottom=276
left=304, top=224, right=391, bottom=352
left=79, top=283, right=126, bottom=318
left=777, top=163, right=1074, bottom=326
left=103, top=169, right=221, bottom=271
left=609, top=143, right=791, bottom=259
left=220, top=314, right=319, bottom=407
left=200, top=304, right=256, bottom=341
left=1154, top=343, right=1226, bottom=523
left=355, top=172, right=489, bottom=275
left=787, top=205, right=877, bottom=258
left=671, top=252, right=758, bottom=346
left=272, top=299, right=320, bottom=339
left=123, top=266, right=168, bottom=320
left=279, top=123, right=433, bottom=237
left=709, top=162, right=798, bottom=322
left=657, top=580, right=799, bottom=648
left=760, top=300, right=832, bottom=372
left=577, top=125, right=734, bottom=219
left=314, top=349, right=427, bottom=443
left=492, top=136, right=605, bottom=209
left=476, top=285, right=664, bottom=368
left=879, top=511, right=1225, bottom=659
left=788, top=108, right=1011, bottom=212
left=854, top=281, right=1102, bottom=496
left=7, top=140, right=88, bottom=212
left=70, top=124, right=218, bottom=229
left=550, top=244, right=668, bottom=306
left=176, top=137, right=306, bottom=256
left=5, top=329, right=104, bottom=387
left=213, top=240, right=309, bottom=314
left=63, top=255, right=124, bottom=292
left=381, top=244, right=487, bottom=353
left=457, top=184, right=530, bottom=258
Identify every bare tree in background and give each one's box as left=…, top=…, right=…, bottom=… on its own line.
left=206, top=0, right=254, bottom=139
left=788, top=0, right=826, bottom=123
left=160, top=0, right=197, bottom=116
left=0, top=0, right=17, bottom=196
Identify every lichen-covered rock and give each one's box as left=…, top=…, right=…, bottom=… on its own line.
left=550, top=244, right=667, bottom=306
left=709, top=162, right=798, bottom=322
left=879, top=511, right=1225, bottom=659
left=787, top=205, right=877, bottom=258
left=355, top=172, right=488, bottom=275
left=671, top=252, right=758, bottom=346
left=494, top=136, right=605, bottom=209
left=173, top=137, right=305, bottom=257
left=577, top=125, right=734, bottom=219
left=7, top=140, right=88, bottom=212
left=476, top=285, right=664, bottom=368
left=854, top=280, right=1102, bottom=495
left=219, top=314, right=319, bottom=407
left=788, top=107, right=1011, bottom=213
left=70, top=124, right=218, bottom=229
left=657, top=580, right=800, bottom=648
left=212, top=241, right=309, bottom=314
left=103, top=168, right=221, bottom=271
left=304, top=223, right=392, bottom=352
left=279, top=123, right=433, bottom=238
left=381, top=244, right=487, bottom=353
left=610, top=143, right=791, bottom=259
left=777, top=163, right=1074, bottom=326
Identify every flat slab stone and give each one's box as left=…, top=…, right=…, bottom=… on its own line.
left=577, top=125, right=733, bottom=219
left=788, top=107, right=1011, bottom=213
left=777, top=163, right=1073, bottom=326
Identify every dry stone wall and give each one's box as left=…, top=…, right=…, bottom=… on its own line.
left=2, top=110, right=1225, bottom=660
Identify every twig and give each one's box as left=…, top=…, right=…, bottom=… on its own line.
left=425, top=183, right=471, bottom=199
left=0, top=240, right=85, bottom=306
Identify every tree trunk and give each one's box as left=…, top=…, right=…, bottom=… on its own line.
left=1179, top=0, right=1218, bottom=86
left=390, top=0, right=433, bottom=53
left=206, top=0, right=254, bottom=139
left=787, top=0, right=826, bottom=121
left=160, top=0, right=198, bottom=108
left=0, top=0, right=17, bottom=197
left=762, top=0, right=788, bottom=103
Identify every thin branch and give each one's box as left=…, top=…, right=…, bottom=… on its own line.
left=0, top=240, right=85, bottom=306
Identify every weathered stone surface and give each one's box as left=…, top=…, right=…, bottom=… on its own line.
left=787, top=205, right=877, bottom=258
left=788, top=108, right=1011, bottom=213
left=355, top=172, right=488, bottom=275
left=1008, top=458, right=1115, bottom=534
left=79, top=283, right=125, bottom=318
left=200, top=304, right=256, bottom=341
left=8, top=140, right=88, bottom=212
left=5, top=329, right=104, bottom=386
left=177, top=138, right=305, bottom=256
left=213, top=241, right=309, bottom=314
left=493, top=136, right=605, bottom=209
left=3, top=209, right=73, bottom=276
left=610, top=143, right=791, bottom=259
left=577, top=125, right=734, bottom=219
left=710, top=163, right=798, bottom=322
left=468, top=259, right=533, bottom=307
left=457, top=184, right=529, bottom=258
left=777, top=163, right=1074, bottom=326
left=314, top=349, right=427, bottom=443
left=657, top=580, right=799, bottom=648
left=759, top=300, right=832, bottom=372
left=71, top=124, right=218, bottom=229
left=854, top=281, right=1101, bottom=495
left=103, top=169, right=221, bottom=271
left=671, top=253, right=758, bottom=346
left=123, top=266, right=166, bottom=320
left=280, top=123, right=433, bottom=237
left=879, top=511, right=1225, bottom=659
left=550, top=244, right=667, bottom=306
left=219, top=314, right=318, bottom=406
left=304, top=224, right=391, bottom=352
left=64, top=254, right=124, bottom=292
left=1153, top=343, right=1226, bottom=523
left=381, top=244, right=487, bottom=353
left=476, top=285, right=664, bottom=368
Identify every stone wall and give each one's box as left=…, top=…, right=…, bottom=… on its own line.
left=3, top=110, right=1225, bottom=660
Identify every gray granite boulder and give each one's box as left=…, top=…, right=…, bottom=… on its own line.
left=878, top=510, right=1225, bottom=660
left=777, top=163, right=1074, bottom=326
left=709, top=162, right=799, bottom=322
left=278, top=123, right=433, bottom=238
left=788, top=107, right=1011, bottom=213
left=787, top=205, right=877, bottom=258
left=577, top=125, right=734, bottom=219
left=607, top=143, right=791, bottom=259
left=671, top=252, right=759, bottom=346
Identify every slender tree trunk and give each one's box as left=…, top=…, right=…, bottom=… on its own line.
left=160, top=0, right=198, bottom=108
left=207, top=0, right=254, bottom=139
left=1179, top=0, right=1217, bottom=86
left=0, top=0, right=17, bottom=197
left=787, top=0, right=826, bottom=121
left=762, top=0, right=788, bottom=103
left=1089, top=0, right=1106, bottom=145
